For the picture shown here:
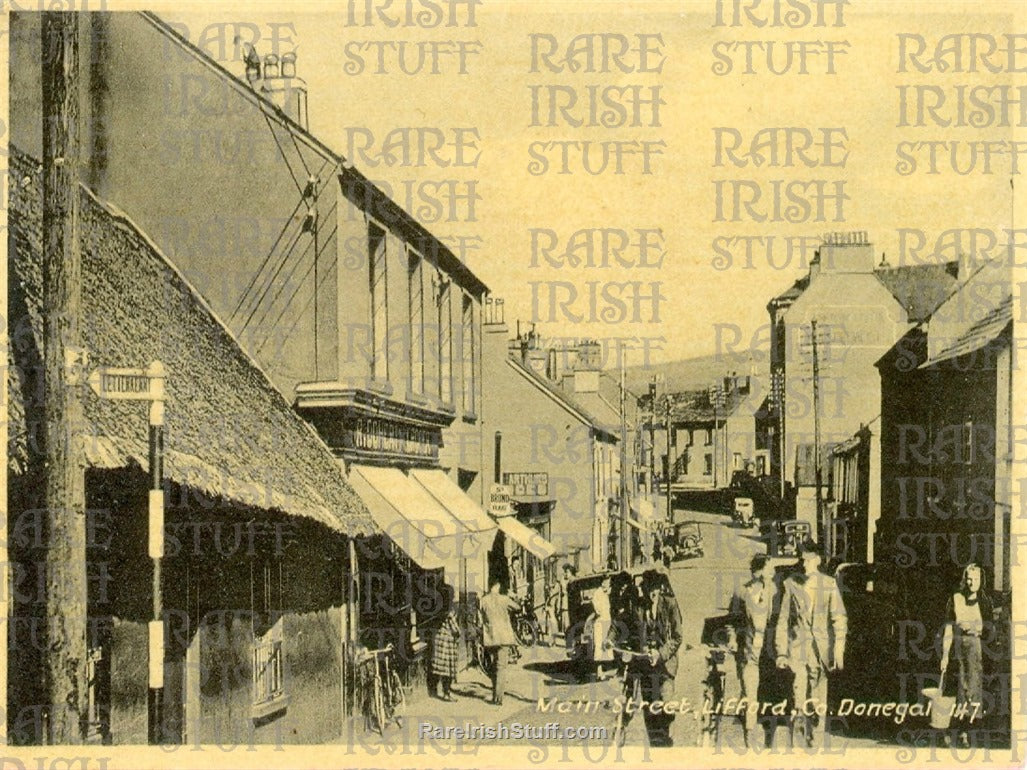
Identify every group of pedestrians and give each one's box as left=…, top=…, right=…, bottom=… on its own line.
left=579, top=569, right=684, bottom=747
left=728, top=540, right=846, bottom=750
left=729, top=542, right=995, bottom=750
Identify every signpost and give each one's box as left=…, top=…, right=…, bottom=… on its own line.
left=489, top=483, right=513, bottom=518
left=89, top=360, right=166, bottom=744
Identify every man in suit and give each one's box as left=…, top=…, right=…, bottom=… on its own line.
left=479, top=580, right=519, bottom=705
left=621, top=570, right=683, bottom=747
left=775, top=540, right=846, bottom=748
left=729, top=554, right=775, bottom=749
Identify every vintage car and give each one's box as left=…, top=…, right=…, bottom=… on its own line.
left=722, top=470, right=783, bottom=523
left=564, top=569, right=673, bottom=676
left=732, top=497, right=757, bottom=528
left=768, top=520, right=812, bottom=556
left=660, top=521, right=704, bottom=565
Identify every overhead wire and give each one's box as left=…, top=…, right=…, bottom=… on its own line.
left=236, top=160, right=336, bottom=332
left=248, top=205, right=338, bottom=335
left=231, top=154, right=335, bottom=325
left=229, top=195, right=306, bottom=324
left=257, top=102, right=305, bottom=197
left=238, top=225, right=309, bottom=334
left=255, top=221, right=340, bottom=357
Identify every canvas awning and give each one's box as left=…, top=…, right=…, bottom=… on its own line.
left=349, top=465, right=489, bottom=591
left=493, top=515, right=555, bottom=561
left=409, top=469, right=497, bottom=536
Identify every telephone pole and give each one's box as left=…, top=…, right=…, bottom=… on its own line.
left=664, top=395, right=673, bottom=525
left=810, top=320, right=823, bottom=549
left=41, top=10, right=88, bottom=743
left=647, top=378, right=657, bottom=498
left=618, top=358, right=629, bottom=569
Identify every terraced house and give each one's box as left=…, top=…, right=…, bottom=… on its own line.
left=9, top=10, right=513, bottom=743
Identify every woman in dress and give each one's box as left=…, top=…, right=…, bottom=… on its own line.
left=939, top=563, right=993, bottom=747
left=590, top=576, right=615, bottom=680
left=431, top=586, right=461, bottom=701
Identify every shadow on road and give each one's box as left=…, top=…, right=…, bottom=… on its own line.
left=522, top=659, right=588, bottom=685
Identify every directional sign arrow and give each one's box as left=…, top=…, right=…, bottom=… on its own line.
left=88, top=363, right=164, bottom=401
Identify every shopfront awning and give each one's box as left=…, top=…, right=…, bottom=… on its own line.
left=494, top=515, right=555, bottom=561
left=631, top=497, right=660, bottom=529
left=409, top=469, right=497, bottom=536
left=349, top=465, right=487, bottom=588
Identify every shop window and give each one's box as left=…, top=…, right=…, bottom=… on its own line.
left=704, top=454, right=713, bottom=475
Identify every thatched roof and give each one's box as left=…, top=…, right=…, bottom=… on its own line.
left=8, top=148, right=375, bottom=536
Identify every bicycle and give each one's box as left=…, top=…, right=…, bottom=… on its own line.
left=359, top=644, right=406, bottom=735
left=512, top=595, right=543, bottom=647
left=610, top=646, right=641, bottom=748
left=698, top=644, right=730, bottom=747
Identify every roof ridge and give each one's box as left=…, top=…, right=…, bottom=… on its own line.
left=505, top=358, right=617, bottom=440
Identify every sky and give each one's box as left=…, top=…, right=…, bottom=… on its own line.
left=162, top=0, right=1021, bottom=368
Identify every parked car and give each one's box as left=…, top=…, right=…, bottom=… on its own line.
left=723, top=470, right=782, bottom=523
left=732, top=497, right=757, bottom=528
left=660, top=521, right=705, bottom=565
left=768, top=520, right=811, bottom=556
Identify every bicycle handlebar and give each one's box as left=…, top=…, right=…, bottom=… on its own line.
left=361, top=643, right=394, bottom=657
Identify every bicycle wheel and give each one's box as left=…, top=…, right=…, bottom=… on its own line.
left=388, top=673, right=404, bottom=726
left=515, top=617, right=537, bottom=647
left=372, top=671, right=386, bottom=735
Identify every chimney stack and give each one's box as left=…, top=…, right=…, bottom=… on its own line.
left=239, top=41, right=309, bottom=130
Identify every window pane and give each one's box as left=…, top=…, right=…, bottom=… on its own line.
left=408, top=250, right=424, bottom=394
left=439, top=278, right=452, bottom=404
left=462, top=294, right=475, bottom=414
left=369, top=223, right=388, bottom=381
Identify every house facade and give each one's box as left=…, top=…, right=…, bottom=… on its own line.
left=483, top=323, right=623, bottom=575
left=10, top=9, right=499, bottom=726
left=761, top=230, right=958, bottom=544
left=876, top=260, right=1013, bottom=594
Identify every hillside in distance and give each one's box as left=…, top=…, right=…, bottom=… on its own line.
left=623, top=349, right=768, bottom=396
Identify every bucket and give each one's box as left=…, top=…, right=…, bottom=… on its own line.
left=921, top=685, right=955, bottom=730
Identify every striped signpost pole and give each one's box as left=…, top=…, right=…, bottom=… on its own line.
left=88, top=361, right=166, bottom=743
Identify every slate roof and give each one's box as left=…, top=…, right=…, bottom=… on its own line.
left=667, top=388, right=746, bottom=424
left=767, top=261, right=959, bottom=324
left=505, top=358, right=618, bottom=442
left=921, top=294, right=1012, bottom=368
left=7, top=148, right=375, bottom=536
left=874, top=262, right=959, bottom=323
left=768, top=275, right=810, bottom=310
